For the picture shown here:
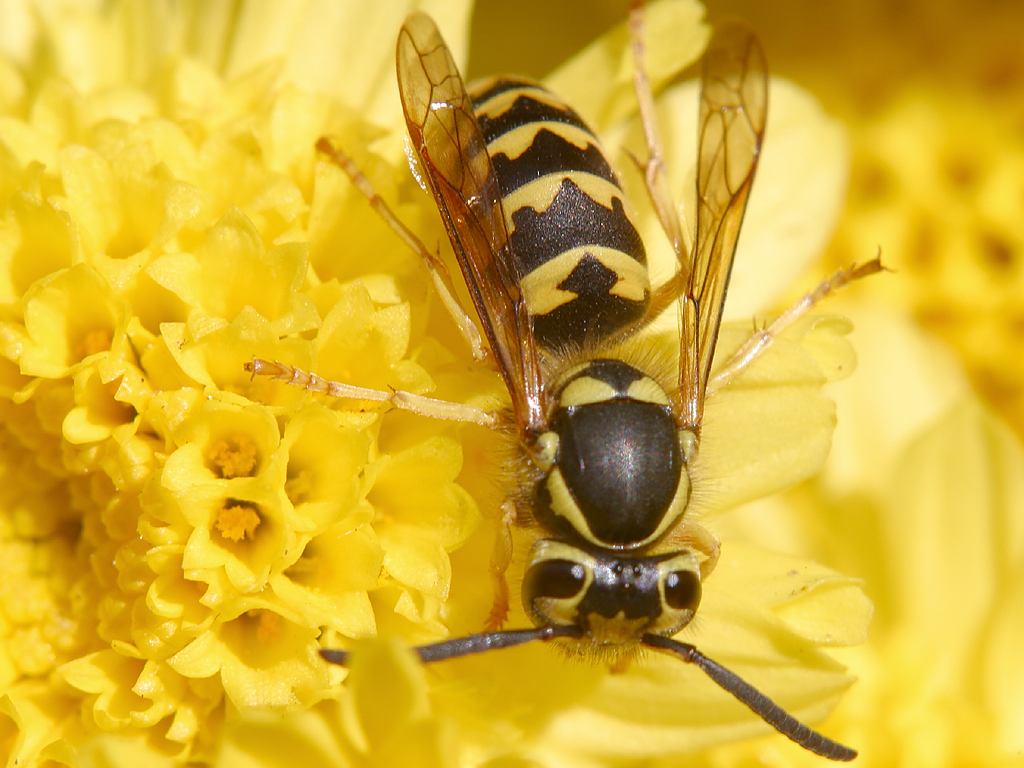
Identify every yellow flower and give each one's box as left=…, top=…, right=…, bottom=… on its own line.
left=19, top=263, right=129, bottom=379
left=0, top=0, right=871, bottom=765
left=167, top=598, right=328, bottom=710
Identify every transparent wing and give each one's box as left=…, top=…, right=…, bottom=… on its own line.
left=396, top=13, right=546, bottom=434
left=678, top=24, right=768, bottom=432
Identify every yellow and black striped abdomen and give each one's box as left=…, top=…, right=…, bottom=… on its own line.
left=469, top=77, right=650, bottom=351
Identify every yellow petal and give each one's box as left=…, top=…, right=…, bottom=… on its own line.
left=271, top=522, right=382, bottom=638
left=0, top=684, right=77, bottom=767
left=170, top=599, right=328, bottom=710
left=221, top=0, right=473, bottom=130
left=20, top=264, right=127, bottom=378
left=697, top=316, right=855, bottom=511
left=215, top=701, right=349, bottom=768
left=341, top=637, right=454, bottom=767
left=0, top=193, right=75, bottom=304
left=883, top=397, right=1024, bottom=683
left=275, top=403, right=374, bottom=532
left=546, top=0, right=708, bottom=130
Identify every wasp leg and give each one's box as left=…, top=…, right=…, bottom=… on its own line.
left=627, top=0, right=689, bottom=266
left=667, top=518, right=720, bottom=580
left=245, top=358, right=497, bottom=427
left=707, top=258, right=884, bottom=397
left=315, top=137, right=488, bottom=361
left=484, top=501, right=516, bottom=631
left=616, top=1, right=694, bottom=333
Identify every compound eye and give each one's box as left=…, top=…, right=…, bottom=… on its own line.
left=524, top=558, right=587, bottom=601
left=663, top=569, right=701, bottom=612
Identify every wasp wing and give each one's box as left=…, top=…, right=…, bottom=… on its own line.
left=677, top=24, right=768, bottom=432
left=396, top=13, right=546, bottom=434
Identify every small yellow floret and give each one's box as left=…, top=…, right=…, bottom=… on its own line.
left=214, top=501, right=261, bottom=543
left=206, top=435, right=259, bottom=478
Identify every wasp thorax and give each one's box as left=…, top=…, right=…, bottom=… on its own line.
left=533, top=359, right=690, bottom=550
left=523, top=539, right=702, bottom=641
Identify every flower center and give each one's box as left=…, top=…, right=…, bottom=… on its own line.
left=247, top=609, right=281, bottom=644
left=214, top=500, right=261, bottom=542
left=207, top=436, right=260, bottom=478
left=75, top=328, right=112, bottom=360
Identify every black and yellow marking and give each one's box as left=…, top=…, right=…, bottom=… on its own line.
left=556, top=358, right=672, bottom=407
left=522, top=539, right=597, bottom=629
left=523, top=539, right=702, bottom=644
left=519, top=246, right=648, bottom=316
left=533, top=359, right=690, bottom=550
left=468, top=77, right=650, bottom=350
left=473, top=78, right=593, bottom=137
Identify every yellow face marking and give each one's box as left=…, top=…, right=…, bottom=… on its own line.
left=649, top=551, right=702, bottom=635
left=526, top=539, right=596, bottom=626
left=531, top=538, right=598, bottom=569
left=502, top=172, right=624, bottom=226
left=558, top=376, right=617, bottom=408
left=625, top=377, right=671, bottom=406
left=519, top=246, right=649, bottom=316
left=473, top=85, right=574, bottom=121
left=585, top=613, right=650, bottom=644
left=485, top=121, right=597, bottom=161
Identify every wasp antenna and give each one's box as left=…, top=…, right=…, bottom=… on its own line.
left=642, top=634, right=857, bottom=761
left=321, top=625, right=582, bottom=667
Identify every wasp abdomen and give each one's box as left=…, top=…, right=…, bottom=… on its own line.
left=469, top=77, right=650, bottom=351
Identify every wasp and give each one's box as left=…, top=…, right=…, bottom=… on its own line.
left=247, top=4, right=879, bottom=760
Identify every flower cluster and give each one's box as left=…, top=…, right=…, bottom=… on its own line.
left=0, top=1, right=869, bottom=765
left=0, top=4, right=489, bottom=761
